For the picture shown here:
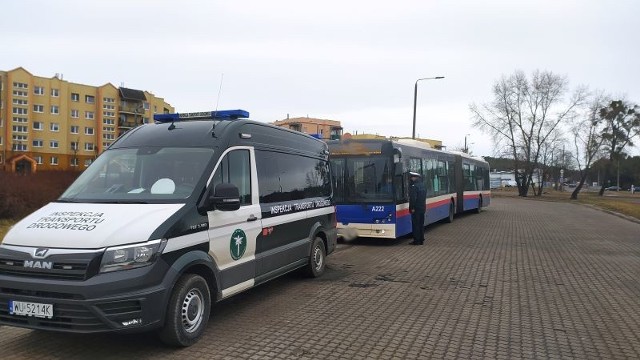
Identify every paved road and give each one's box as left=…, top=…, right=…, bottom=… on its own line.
left=1, top=197, right=639, bottom=359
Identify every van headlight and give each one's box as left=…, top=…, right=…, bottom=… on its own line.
left=99, top=239, right=166, bottom=273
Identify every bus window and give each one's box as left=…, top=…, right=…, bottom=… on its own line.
left=423, top=158, right=435, bottom=197
left=409, top=157, right=422, bottom=175
left=330, top=158, right=345, bottom=203
left=437, top=160, right=448, bottom=195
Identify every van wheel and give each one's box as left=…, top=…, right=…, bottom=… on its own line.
left=159, top=274, right=211, bottom=347
left=446, top=202, right=454, bottom=223
left=305, top=237, right=326, bottom=278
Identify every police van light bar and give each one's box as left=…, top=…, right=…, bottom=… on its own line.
left=154, top=109, right=250, bottom=123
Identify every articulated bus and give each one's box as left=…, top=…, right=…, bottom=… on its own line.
left=328, top=138, right=490, bottom=240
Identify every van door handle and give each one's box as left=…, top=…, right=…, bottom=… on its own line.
left=247, top=214, right=258, bottom=222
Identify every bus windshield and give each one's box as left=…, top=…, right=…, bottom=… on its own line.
left=331, top=156, right=394, bottom=203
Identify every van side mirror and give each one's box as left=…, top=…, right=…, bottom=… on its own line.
left=209, top=183, right=241, bottom=211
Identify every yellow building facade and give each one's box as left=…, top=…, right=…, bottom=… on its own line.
left=272, top=116, right=343, bottom=140
left=0, top=67, right=174, bottom=172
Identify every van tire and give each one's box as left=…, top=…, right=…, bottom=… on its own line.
left=305, top=237, right=326, bottom=278
left=159, top=274, right=211, bottom=347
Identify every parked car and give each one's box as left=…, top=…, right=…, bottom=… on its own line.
left=605, top=185, right=621, bottom=191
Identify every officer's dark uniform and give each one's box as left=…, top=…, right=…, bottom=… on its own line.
left=409, top=172, right=427, bottom=245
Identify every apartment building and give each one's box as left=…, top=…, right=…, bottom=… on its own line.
left=272, top=116, right=343, bottom=140
left=0, top=67, right=174, bottom=173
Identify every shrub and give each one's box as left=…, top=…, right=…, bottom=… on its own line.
left=0, top=171, right=79, bottom=220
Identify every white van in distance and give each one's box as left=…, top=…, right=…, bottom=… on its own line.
left=0, top=109, right=337, bottom=346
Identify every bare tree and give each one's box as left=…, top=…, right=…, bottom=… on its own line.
left=470, top=70, right=587, bottom=196
left=569, top=93, right=607, bottom=199
left=533, top=129, right=564, bottom=196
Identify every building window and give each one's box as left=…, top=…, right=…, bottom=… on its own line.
left=85, top=127, right=94, bottom=135
left=12, top=135, right=27, bottom=141
left=51, top=105, right=59, bottom=114
left=103, top=104, right=115, bottom=110
left=33, top=121, right=43, bottom=130
left=103, top=126, right=115, bottom=132
left=0, top=136, right=2, bottom=145
left=85, top=95, right=95, bottom=104
left=33, top=104, right=44, bottom=113
left=35, top=156, right=43, bottom=165
left=34, top=86, right=44, bottom=95
left=12, top=98, right=28, bottom=105
left=50, top=140, right=59, bottom=148
left=13, top=107, right=28, bottom=115
left=103, top=133, right=115, bottom=140
left=51, top=156, right=59, bottom=165
left=71, top=109, right=79, bottom=118
left=103, top=111, right=115, bottom=117
left=103, top=118, right=115, bottom=125
left=13, top=117, right=27, bottom=123
left=32, top=139, right=43, bottom=147
left=84, top=159, right=93, bottom=167
left=70, top=158, right=78, bottom=167
left=85, top=111, right=95, bottom=119
left=50, top=123, right=60, bottom=132
left=12, top=125, right=28, bottom=133
left=71, top=141, right=79, bottom=151
left=51, top=88, right=59, bottom=97
left=143, top=102, right=150, bottom=110
left=102, top=141, right=112, bottom=148
left=84, top=143, right=94, bottom=151
left=71, top=93, right=79, bottom=102
left=70, top=125, right=79, bottom=134
left=13, top=82, right=28, bottom=89
left=12, top=144, right=28, bottom=151
left=12, top=90, right=27, bottom=97
left=103, top=97, right=115, bottom=103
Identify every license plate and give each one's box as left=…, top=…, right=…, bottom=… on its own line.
left=9, top=300, right=53, bottom=319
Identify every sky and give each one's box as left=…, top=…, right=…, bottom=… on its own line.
left=2, top=0, right=638, bottom=157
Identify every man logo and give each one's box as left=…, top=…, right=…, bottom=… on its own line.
left=24, top=260, right=53, bottom=269
left=34, top=248, right=49, bottom=258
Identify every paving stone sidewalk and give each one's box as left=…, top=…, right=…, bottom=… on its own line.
left=1, top=197, right=638, bottom=359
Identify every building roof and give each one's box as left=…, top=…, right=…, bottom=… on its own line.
left=119, top=87, right=147, bottom=101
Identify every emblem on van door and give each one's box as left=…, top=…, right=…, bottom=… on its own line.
left=230, top=229, right=247, bottom=260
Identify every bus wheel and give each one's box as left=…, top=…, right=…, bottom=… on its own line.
left=305, top=237, right=326, bottom=278
left=475, top=197, right=482, bottom=214
left=446, top=202, right=454, bottom=223
left=159, top=274, right=211, bottom=347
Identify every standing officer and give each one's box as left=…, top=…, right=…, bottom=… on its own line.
left=409, top=171, right=427, bottom=245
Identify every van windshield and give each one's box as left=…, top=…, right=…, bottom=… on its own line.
left=59, top=147, right=215, bottom=203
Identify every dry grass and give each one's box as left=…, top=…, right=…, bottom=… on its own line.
left=493, top=187, right=640, bottom=220
left=0, top=219, right=14, bottom=243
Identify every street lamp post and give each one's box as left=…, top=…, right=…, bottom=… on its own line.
left=463, top=134, right=475, bottom=154
left=412, top=76, right=444, bottom=139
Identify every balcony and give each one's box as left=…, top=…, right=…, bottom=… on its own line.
left=118, top=105, right=144, bottom=114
